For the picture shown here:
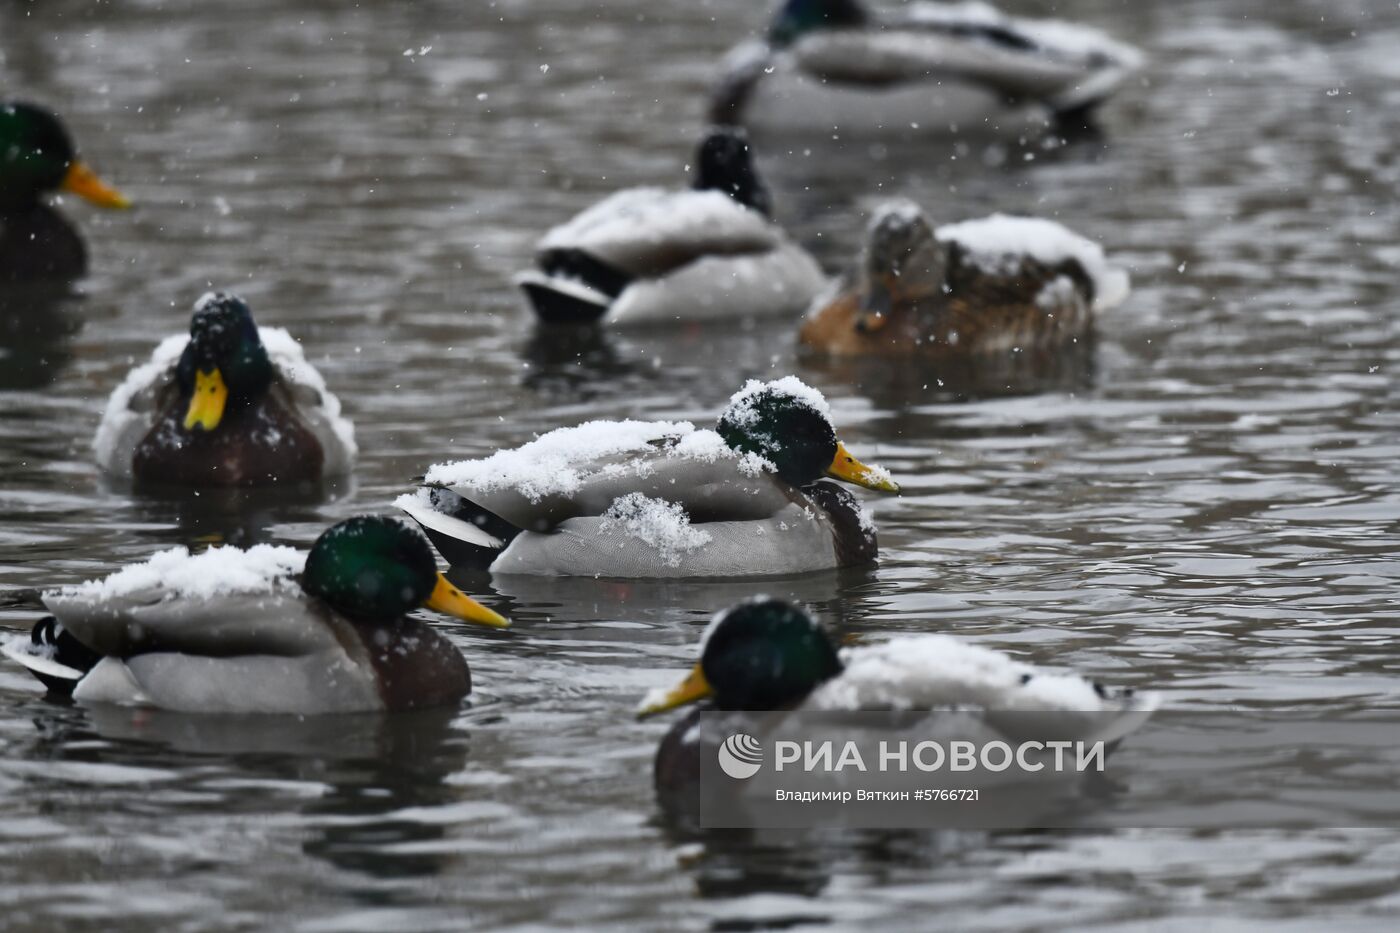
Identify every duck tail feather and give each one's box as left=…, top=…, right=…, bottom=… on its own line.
left=3, top=617, right=100, bottom=695
left=401, top=489, right=518, bottom=570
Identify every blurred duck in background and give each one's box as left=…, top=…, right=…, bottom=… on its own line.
left=0, top=101, right=129, bottom=284
left=515, top=126, right=826, bottom=327
left=799, top=200, right=1129, bottom=360
left=711, top=0, right=1143, bottom=139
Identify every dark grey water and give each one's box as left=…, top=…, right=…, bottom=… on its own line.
left=1, top=0, right=1397, bottom=929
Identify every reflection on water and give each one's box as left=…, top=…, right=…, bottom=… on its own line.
left=2, top=0, right=1399, bottom=928
left=0, top=285, right=83, bottom=391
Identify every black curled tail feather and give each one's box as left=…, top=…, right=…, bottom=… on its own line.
left=538, top=249, right=632, bottom=300
left=24, top=616, right=101, bottom=695
left=414, top=486, right=521, bottom=571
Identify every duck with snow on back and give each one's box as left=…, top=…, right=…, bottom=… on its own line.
left=638, top=598, right=1157, bottom=812
left=94, top=292, right=357, bottom=488
left=1, top=516, right=509, bottom=714
left=514, top=126, right=826, bottom=327
left=799, top=200, right=1130, bottom=360
left=399, top=377, right=899, bottom=578
left=710, top=0, right=1143, bottom=139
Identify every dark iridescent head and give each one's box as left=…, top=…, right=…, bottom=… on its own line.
left=638, top=598, right=843, bottom=714
left=769, top=0, right=869, bottom=48
left=716, top=377, right=898, bottom=491
left=858, top=201, right=947, bottom=334
left=174, top=292, right=274, bottom=432
left=302, top=516, right=508, bottom=627
left=0, top=101, right=129, bottom=212
left=692, top=126, right=772, bottom=217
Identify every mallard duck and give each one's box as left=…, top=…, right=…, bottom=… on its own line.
left=1, top=516, right=509, bottom=714
left=711, top=0, right=1143, bottom=137
left=638, top=598, right=1157, bottom=797
left=398, top=377, right=898, bottom=578
left=0, top=101, right=130, bottom=283
left=94, top=291, right=357, bottom=487
left=799, top=201, right=1129, bottom=358
left=514, top=126, right=826, bottom=326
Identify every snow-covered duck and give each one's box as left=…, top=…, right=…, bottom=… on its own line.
left=1, top=516, right=509, bottom=713
left=799, top=201, right=1129, bottom=358
left=399, top=377, right=899, bottom=578
left=710, top=0, right=1143, bottom=138
left=94, top=291, right=357, bottom=487
left=638, top=598, right=1157, bottom=802
left=1, top=101, right=130, bottom=283
left=514, top=126, right=826, bottom=326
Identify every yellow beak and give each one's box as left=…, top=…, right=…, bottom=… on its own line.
left=183, top=368, right=228, bottom=432
left=61, top=160, right=131, bottom=209
left=825, top=440, right=900, bottom=493
left=637, top=662, right=713, bottom=718
left=425, top=573, right=510, bottom=628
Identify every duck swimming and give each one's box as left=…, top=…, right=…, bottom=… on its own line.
left=711, top=0, right=1143, bottom=138
left=514, top=126, right=826, bottom=326
left=94, top=291, right=357, bottom=487
left=638, top=598, right=1157, bottom=795
left=1, top=516, right=509, bottom=714
left=799, top=201, right=1129, bottom=358
left=399, top=377, right=898, bottom=578
left=0, top=101, right=130, bottom=284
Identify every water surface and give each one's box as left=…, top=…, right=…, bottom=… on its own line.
left=1, top=0, right=1398, bottom=929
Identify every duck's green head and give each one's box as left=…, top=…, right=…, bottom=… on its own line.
left=692, top=126, right=772, bottom=217
left=857, top=200, right=947, bottom=334
left=769, top=0, right=869, bottom=48
left=303, top=516, right=509, bottom=627
left=0, top=101, right=130, bottom=212
left=174, top=293, right=275, bottom=433
left=639, top=598, right=842, bottom=715
left=717, top=376, right=899, bottom=492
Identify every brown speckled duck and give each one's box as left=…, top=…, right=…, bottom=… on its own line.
left=799, top=201, right=1129, bottom=359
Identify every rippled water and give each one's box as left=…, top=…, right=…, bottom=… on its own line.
left=2, top=0, right=1398, bottom=929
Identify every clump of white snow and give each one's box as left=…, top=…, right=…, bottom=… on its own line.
left=51, top=544, right=306, bottom=603
left=425, top=420, right=693, bottom=501
left=936, top=214, right=1130, bottom=311
left=259, top=328, right=358, bottom=460
left=723, top=376, right=835, bottom=429
left=540, top=188, right=775, bottom=257
left=423, top=420, right=779, bottom=505
left=599, top=494, right=713, bottom=568
left=1034, top=275, right=1082, bottom=311
left=868, top=198, right=929, bottom=238
left=808, top=635, right=1111, bottom=712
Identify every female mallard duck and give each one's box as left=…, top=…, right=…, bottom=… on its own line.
left=1, top=516, right=509, bottom=714
left=514, top=126, right=826, bottom=326
left=94, top=291, right=357, bottom=487
left=398, top=377, right=898, bottom=578
left=711, top=0, right=1143, bottom=137
left=639, top=598, right=1157, bottom=797
left=1, top=101, right=130, bottom=283
left=799, top=201, right=1129, bottom=358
